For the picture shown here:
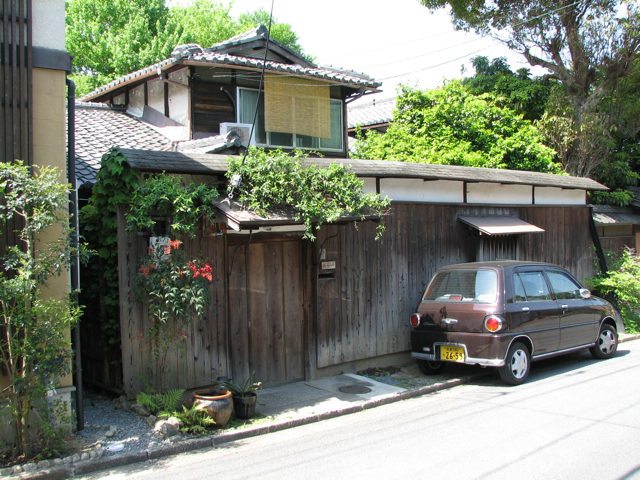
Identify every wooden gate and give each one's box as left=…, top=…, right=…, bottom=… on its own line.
left=227, top=238, right=305, bottom=386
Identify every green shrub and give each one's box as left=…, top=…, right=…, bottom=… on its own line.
left=173, top=403, right=216, bottom=435
left=586, top=248, right=640, bottom=334
left=136, top=389, right=186, bottom=416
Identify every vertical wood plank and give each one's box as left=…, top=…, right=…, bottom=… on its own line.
left=264, top=242, right=286, bottom=384
left=247, top=243, right=270, bottom=383
left=283, top=240, right=304, bottom=380
left=228, top=244, right=250, bottom=383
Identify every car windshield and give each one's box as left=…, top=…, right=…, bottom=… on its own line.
left=423, top=269, right=498, bottom=303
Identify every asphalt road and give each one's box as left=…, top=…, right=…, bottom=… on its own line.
left=79, top=339, right=640, bottom=480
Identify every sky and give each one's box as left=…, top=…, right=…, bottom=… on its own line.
left=228, top=0, right=544, bottom=101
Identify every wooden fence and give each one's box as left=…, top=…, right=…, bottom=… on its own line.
left=117, top=203, right=597, bottom=395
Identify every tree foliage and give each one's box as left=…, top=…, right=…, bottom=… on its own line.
left=80, top=147, right=139, bottom=368
left=66, top=0, right=311, bottom=96
left=419, top=0, right=640, bottom=179
left=355, top=82, right=562, bottom=174
left=0, top=163, right=86, bottom=461
left=587, top=248, right=640, bottom=334
left=463, top=56, right=553, bottom=121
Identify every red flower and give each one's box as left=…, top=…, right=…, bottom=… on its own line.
left=139, top=266, right=150, bottom=276
left=169, top=240, right=182, bottom=249
left=164, top=246, right=172, bottom=255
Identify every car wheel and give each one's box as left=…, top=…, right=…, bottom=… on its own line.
left=589, top=323, right=618, bottom=360
left=417, top=359, right=445, bottom=375
left=499, top=342, right=530, bottom=386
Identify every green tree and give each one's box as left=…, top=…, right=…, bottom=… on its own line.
left=66, top=0, right=181, bottom=95
left=66, top=0, right=311, bottom=96
left=355, top=82, right=562, bottom=174
left=419, top=0, right=640, bottom=178
left=463, top=56, right=553, bottom=121
left=0, top=163, right=85, bottom=460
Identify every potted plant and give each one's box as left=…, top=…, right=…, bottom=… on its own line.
left=191, top=387, right=234, bottom=427
left=218, top=372, right=262, bottom=419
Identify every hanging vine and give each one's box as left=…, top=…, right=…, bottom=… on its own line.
left=227, top=148, right=391, bottom=240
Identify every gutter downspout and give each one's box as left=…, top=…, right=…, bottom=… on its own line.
left=588, top=205, right=608, bottom=275
left=67, top=77, right=84, bottom=432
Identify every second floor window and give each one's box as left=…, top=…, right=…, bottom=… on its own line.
left=237, top=88, right=343, bottom=152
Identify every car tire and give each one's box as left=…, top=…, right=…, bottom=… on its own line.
left=499, top=342, right=530, bottom=386
left=417, top=359, right=445, bottom=375
left=589, top=323, right=618, bottom=360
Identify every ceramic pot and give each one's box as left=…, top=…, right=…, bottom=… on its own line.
left=232, top=392, right=257, bottom=419
left=192, top=388, right=233, bottom=427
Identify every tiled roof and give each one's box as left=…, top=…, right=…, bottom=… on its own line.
left=119, top=149, right=608, bottom=191
left=80, top=27, right=380, bottom=102
left=71, top=103, right=173, bottom=185
left=347, top=96, right=396, bottom=129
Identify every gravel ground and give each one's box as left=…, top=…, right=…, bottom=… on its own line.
left=74, top=390, right=173, bottom=457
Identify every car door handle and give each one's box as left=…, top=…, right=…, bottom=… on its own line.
left=521, top=307, right=530, bottom=313
left=561, top=304, right=568, bottom=313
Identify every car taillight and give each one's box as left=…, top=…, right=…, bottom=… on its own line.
left=484, top=315, right=503, bottom=333
left=410, top=314, right=421, bottom=327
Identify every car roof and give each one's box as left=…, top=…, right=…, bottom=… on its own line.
left=437, top=261, right=555, bottom=270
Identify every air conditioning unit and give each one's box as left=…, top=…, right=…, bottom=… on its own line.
left=220, top=122, right=254, bottom=147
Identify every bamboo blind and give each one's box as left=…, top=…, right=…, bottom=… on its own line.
left=264, top=74, right=331, bottom=139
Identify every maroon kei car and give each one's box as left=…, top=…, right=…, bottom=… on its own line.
left=410, top=261, right=618, bottom=385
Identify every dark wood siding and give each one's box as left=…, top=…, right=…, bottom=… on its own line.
left=227, top=238, right=305, bottom=386
left=314, top=204, right=596, bottom=369
left=600, top=236, right=635, bottom=258
left=192, top=80, right=235, bottom=137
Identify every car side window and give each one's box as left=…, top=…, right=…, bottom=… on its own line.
left=513, top=274, right=527, bottom=302
left=514, top=271, right=551, bottom=301
left=546, top=271, right=582, bottom=300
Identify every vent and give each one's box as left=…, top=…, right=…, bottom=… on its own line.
left=220, top=123, right=254, bottom=147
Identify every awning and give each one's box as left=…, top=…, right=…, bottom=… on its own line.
left=458, top=216, right=545, bottom=235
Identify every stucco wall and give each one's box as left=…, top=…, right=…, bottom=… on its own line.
left=32, top=0, right=66, bottom=51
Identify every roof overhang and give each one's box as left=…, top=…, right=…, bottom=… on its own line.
left=213, top=199, right=381, bottom=233
left=458, top=216, right=545, bottom=235
left=592, top=209, right=640, bottom=227
left=118, top=149, right=608, bottom=192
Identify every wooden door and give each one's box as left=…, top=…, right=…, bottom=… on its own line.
left=227, top=239, right=304, bottom=387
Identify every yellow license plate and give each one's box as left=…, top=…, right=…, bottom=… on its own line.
left=441, top=346, right=465, bottom=363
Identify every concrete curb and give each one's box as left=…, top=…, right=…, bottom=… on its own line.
left=6, top=335, right=638, bottom=479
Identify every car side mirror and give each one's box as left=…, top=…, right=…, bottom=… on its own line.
left=579, top=288, right=591, bottom=299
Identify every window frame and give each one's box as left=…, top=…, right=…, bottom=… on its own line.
left=513, top=270, right=552, bottom=302
left=236, top=87, right=344, bottom=153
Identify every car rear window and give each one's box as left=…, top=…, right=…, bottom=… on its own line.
left=423, top=269, right=498, bottom=303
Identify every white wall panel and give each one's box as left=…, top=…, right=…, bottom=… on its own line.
left=362, top=177, right=377, bottom=194
left=534, top=187, right=586, bottom=205
left=423, top=180, right=464, bottom=203
left=33, top=0, right=65, bottom=50
left=147, top=78, right=165, bottom=115
left=379, top=178, right=464, bottom=202
left=168, top=69, right=189, bottom=126
left=467, top=183, right=532, bottom=204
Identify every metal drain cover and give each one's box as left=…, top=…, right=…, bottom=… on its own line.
left=339, top=385, right=372, bottom=394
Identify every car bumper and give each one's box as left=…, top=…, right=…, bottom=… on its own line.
left=411, top=330, right=513, bottom=367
